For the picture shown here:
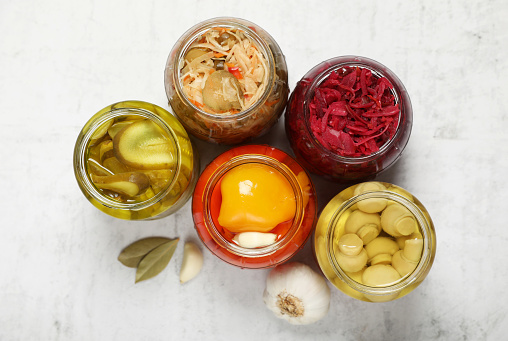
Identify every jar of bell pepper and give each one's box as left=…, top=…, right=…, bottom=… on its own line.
left=192, top=145, right=317, bottom=268
left=314, top=181, right=436, bottom=302
left=73, top=100, right=199, bottom=220
left=164, top=17, right=289, bottom=144
left=285, top=56, right=412, bottom=182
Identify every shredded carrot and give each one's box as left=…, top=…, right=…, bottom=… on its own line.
left=265, top=99, right=279, bottom=107
left=214, top=52, right=226, bottom=58
left=189, top=99, right=203, bottom=108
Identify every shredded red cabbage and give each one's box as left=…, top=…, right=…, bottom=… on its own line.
left=308, top=66, right=400, bottom=157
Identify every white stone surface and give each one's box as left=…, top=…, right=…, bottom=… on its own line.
left=1, top=0, right=507, bottom=340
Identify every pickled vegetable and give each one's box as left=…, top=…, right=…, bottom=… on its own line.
left=113, top=120, right=175, bottom=170
left=86, top=116, right=181, bottom=205
left=218, top=163, right=296, bottom=233
left=179, top=27, right=270, bottom=114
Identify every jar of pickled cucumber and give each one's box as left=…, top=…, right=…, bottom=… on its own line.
left=73, top=100, right=199, bottom=220
left=164, top=17, right=289, bottom=145
left=314, top=182, right=436, bottom=302
left=192, top=145, right=317, bottom=268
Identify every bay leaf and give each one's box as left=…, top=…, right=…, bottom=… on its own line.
left=135, top=238, right=179, bottom=283
left=118, top=237, right=172, bottom=268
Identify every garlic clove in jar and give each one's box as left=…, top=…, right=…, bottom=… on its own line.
left=263, top=262, right=330, bottom=325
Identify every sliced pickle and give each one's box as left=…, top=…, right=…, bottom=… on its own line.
left=202, top=70, right=243, bottom=111
left=113, top=120, right=175, bottom=170
left=91, top=172, right=150, bottom=197
left=103, top=157, right=135, bottom=174
left=90, top=119, right=113, bottom=144
left=182, top=48, right=209, bottom=74
left=99, top=140, right=114, bottom=161
left=88, top=158, right=114, bottom=176
left=142, top=169, right=174, bottom=191
left=108, top=121, right=133, bottom=139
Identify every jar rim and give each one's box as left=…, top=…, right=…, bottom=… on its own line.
left=73, top=103, right=182, bottom=211
left=168, top=17, right=276, bottom=120
left=325, top=190, right=435, bottom=296
left=301, top=55, right=412, bottom=164
left=201, top=154, right=305, bottom=258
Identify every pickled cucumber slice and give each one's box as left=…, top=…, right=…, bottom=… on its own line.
left=142, top=169, right=174, bottom=191
left=113, top=120, right=175, bottom=170
left=99, top=140, right=114, bottom=161
left=88, top=158, right=114, bottom=176
left=108, top=121, right=133, bottom=139
left=103, top=157, right=135, bottom=174
left=90, top=119, right=113, bottom=144
left=92, top=172, right=150, bottom=197
left=202, top=70, right=243, bottom=111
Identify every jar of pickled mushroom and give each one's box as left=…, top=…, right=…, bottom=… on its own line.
left=73, top=100, right=199, bottom=220
left=165, top=17, right=289, bottom=145
left=285, top=56, right=412, bottom=182
left=314, top=182, right=436, bottom=302
left=192, top=145, right=317, bottom=268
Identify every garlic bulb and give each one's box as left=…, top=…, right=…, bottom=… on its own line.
left=263, top=262, right=330, bottom=325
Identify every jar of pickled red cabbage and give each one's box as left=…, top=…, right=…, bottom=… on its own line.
left=164, top=17, right=289, bottom=145
left=192, top=145, right=317, bottom=268
left=285, top=56, right=412, bottom=182
left=73, top=100, right=199, bottom=220
left=314, top=182, right=436, bottom=302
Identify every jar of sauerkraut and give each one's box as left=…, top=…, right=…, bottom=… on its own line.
left=164, top=17, right=289, bottom=145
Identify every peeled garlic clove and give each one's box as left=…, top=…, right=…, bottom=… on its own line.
left=263, top=262, right=330, bottom=325
left=179, top=242, right=203, bottom=284
left=337, top=233, right=363, bottom=256
left=381, top=203, right=417, bottom=237
left=233, top=232, right=277, bottom=248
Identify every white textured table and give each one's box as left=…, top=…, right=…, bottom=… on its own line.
left=1, top=1, right=507, bottom=340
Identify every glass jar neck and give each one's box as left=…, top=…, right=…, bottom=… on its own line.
left=172, top=18, right=276, bottom=120
left=73, top=107, right=181, bottom=211
left=326, top=191, right=435, bottom=297
left=202, top=154, right=305, bottom=258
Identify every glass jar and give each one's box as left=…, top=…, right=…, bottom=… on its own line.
left=192, top=145, right=317, bottom=268
left=285, top=56, right=412, bottom=182
left=314, top=182, right=436, bottom=302
left=73, top=100, right=199, bottom=220
left=164, top=17, right=289, bottom=145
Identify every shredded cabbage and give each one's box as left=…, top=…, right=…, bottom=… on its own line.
left=180, top=27, right=270, bottom=114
